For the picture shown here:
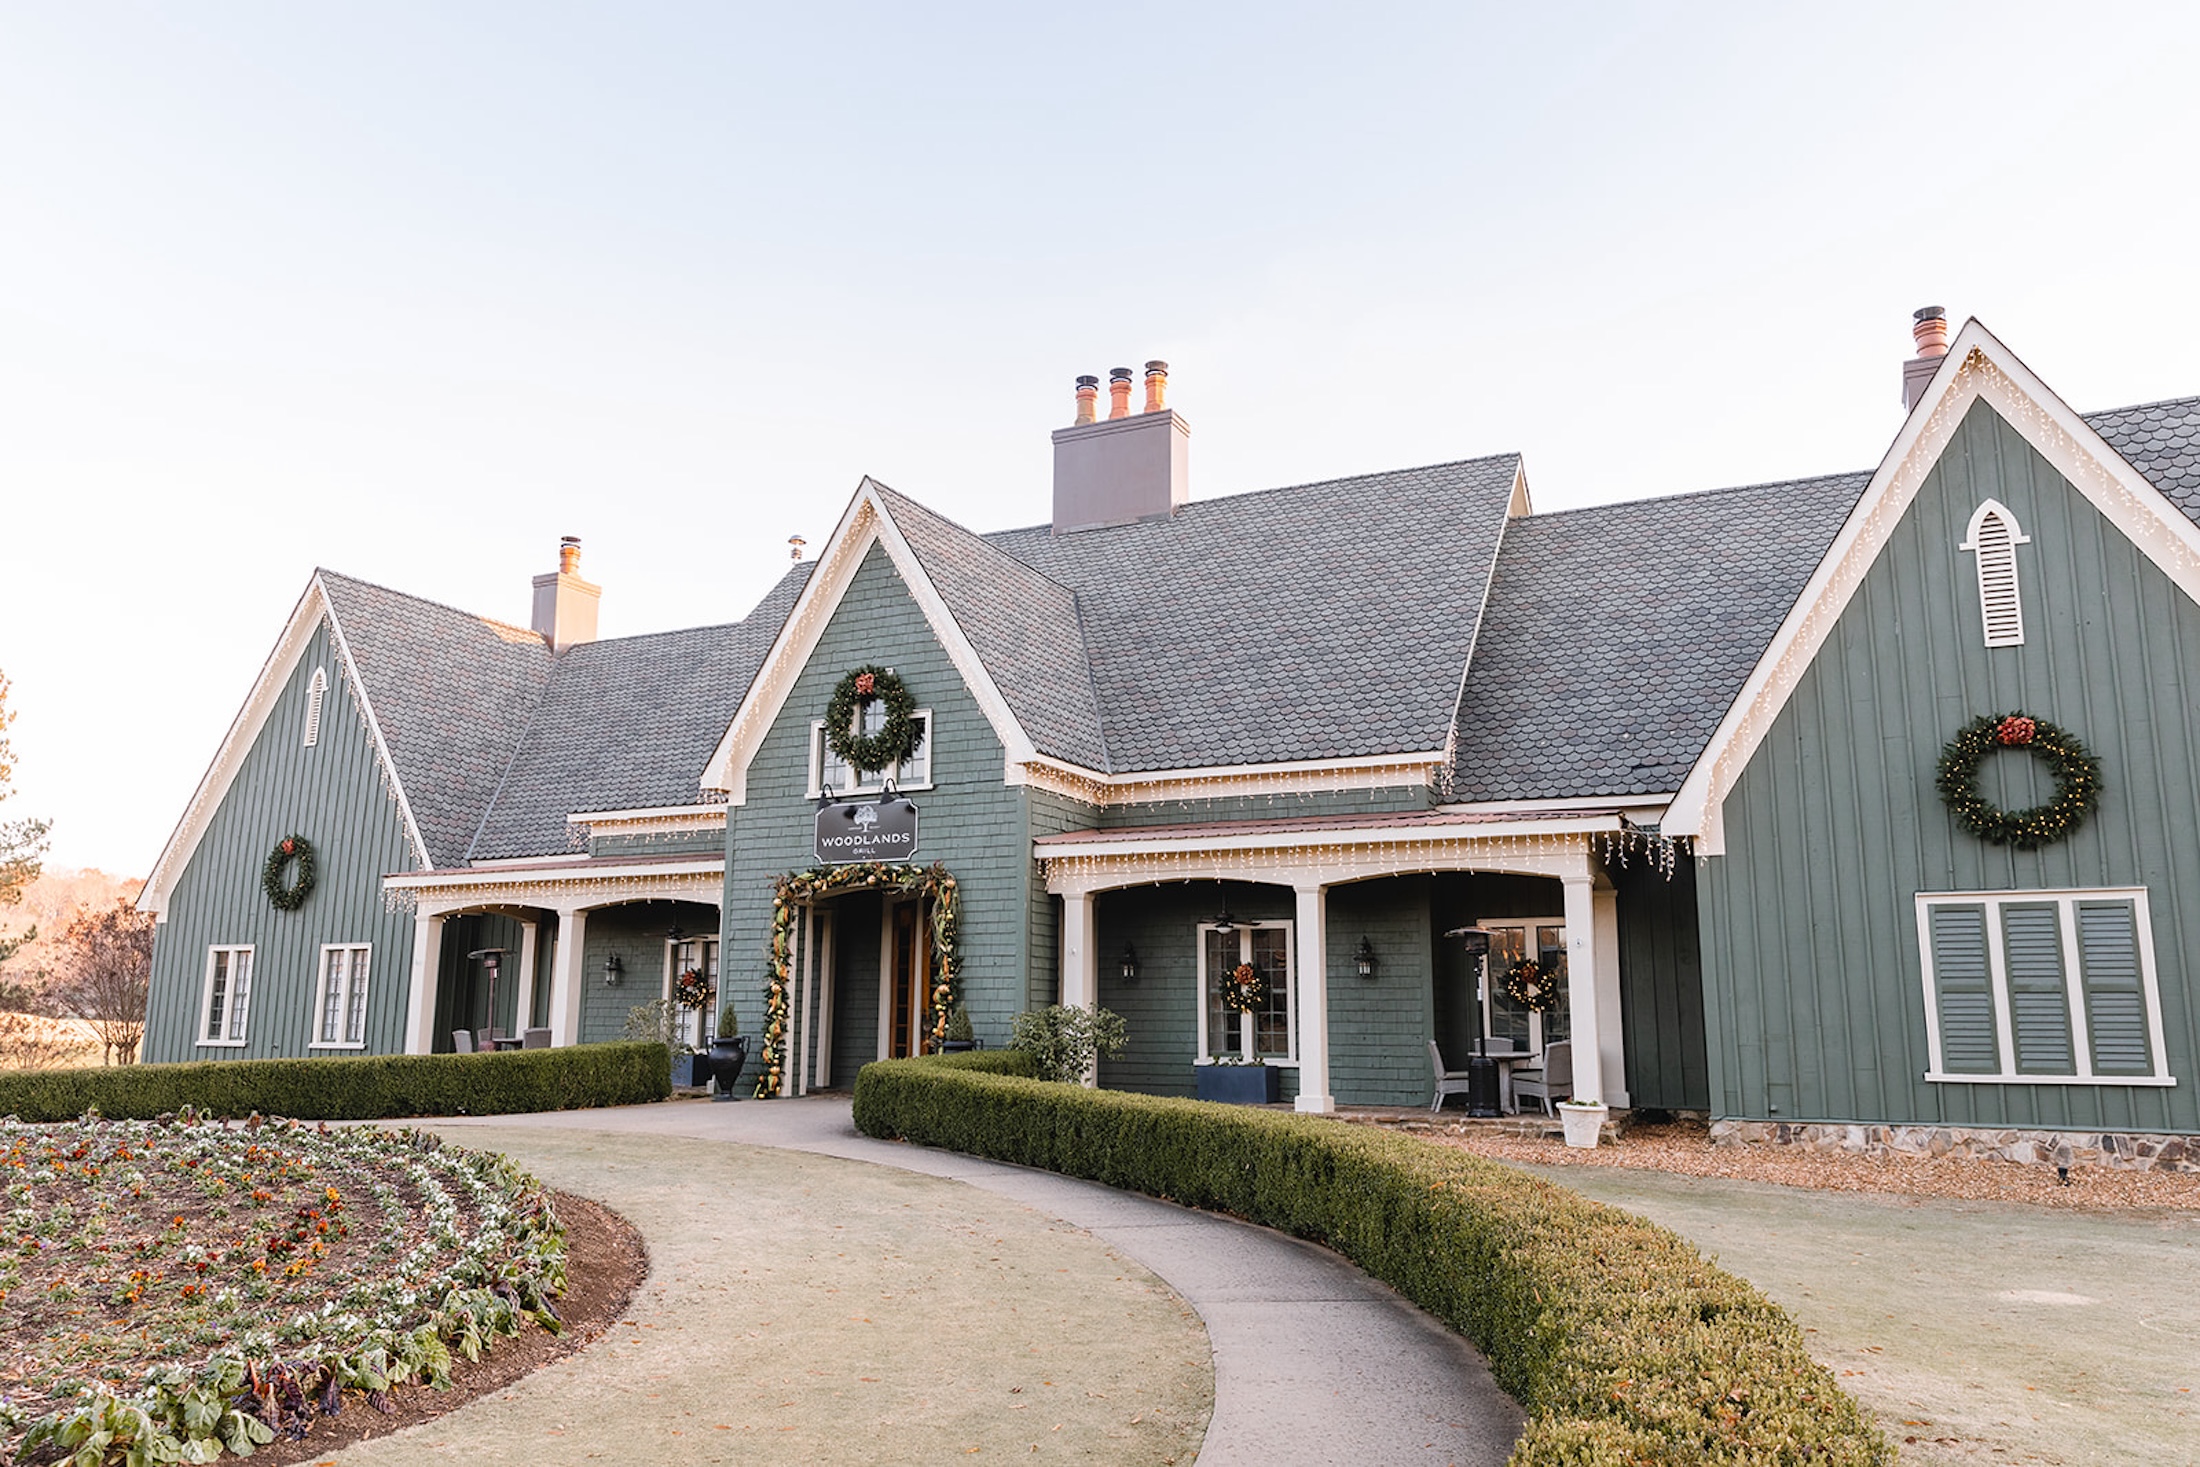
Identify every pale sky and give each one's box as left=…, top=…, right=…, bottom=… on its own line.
left=7, top=3, right=2200, bottom=874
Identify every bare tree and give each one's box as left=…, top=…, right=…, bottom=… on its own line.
left=0, top=668, right=51, bottom=964
left=52, top=900, right=152, bottom=1065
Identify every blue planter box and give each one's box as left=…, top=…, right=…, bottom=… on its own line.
left=670, top=1052, right=711, bottom=1088
left=1194, top=1063, right=1281, bottom=1105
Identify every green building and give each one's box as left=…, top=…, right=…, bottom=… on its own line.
left=139, top=319, right=2200, bottom=1162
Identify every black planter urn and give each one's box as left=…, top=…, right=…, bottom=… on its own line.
left=707, top=1034, right=751, bottom=1101
left=1193, top=1063, right=1281, bottom=1105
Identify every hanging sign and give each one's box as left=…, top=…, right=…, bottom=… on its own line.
left=814, top=797, right=920, bottom=864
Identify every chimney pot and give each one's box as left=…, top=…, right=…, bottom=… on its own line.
left=1901, top=304, right=1952, bottom=412
left=1073, top=374, right=1099, bottom=426
left=1107, top=366, right=1133, bottom=420
left=1143, top=360, right=1169, bottom=413
left=788, top=535, right=807, bottom=562
left=558, top=536, right=582, bottom=575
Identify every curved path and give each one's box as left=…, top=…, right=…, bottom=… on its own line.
left=429, top=1097, right=1523, bottom=1466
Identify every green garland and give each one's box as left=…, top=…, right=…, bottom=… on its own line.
left=759, top=862, right=960, bottom=1097
left=1934, top=712, right=2102, bottom=850
left=1503, top=958, right=1561, bottom=1014
left=823, top=665, right=920, bottom=780
left=260, top=834, right=316, bottom=911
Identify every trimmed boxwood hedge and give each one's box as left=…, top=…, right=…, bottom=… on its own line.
left=853, top=1060, right=1891, bottom=1466
left=0, top=1041, right=672, bottom=1122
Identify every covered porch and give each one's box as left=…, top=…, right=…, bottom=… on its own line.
left=1040, top=808, right=1698, bottom=1114
left=384, top=854, right=724, bottom=1053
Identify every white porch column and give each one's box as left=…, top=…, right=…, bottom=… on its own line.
left=402, top=908, right=448, bottom=1055
left=1591, top=885, right=1628, bottom=1108
left=548, top=906, right=589, bottom=1047
left=514, top=919, right=540, bottom=1035
left=1293, top=883, right=1334, bottom=1114
left=1060, top=891, right=1098, bottom=1085
left=1561, top=874, right=1605, bottom=1104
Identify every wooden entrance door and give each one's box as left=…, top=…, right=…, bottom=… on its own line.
left=885, top=899, right=930, bottom=1058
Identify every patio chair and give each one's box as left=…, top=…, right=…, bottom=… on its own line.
left=522, top=1027, right=551, bottom=1050
left=451, top=1029, right=474, bottom=1053
left=1428, top=1040, right=1474, bottom=1112
left=1509, top=1041, right=1571, bottom=1116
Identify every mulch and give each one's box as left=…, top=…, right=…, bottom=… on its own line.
left=251, top=1191, right=646, bottom=1465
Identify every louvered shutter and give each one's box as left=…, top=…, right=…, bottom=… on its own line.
left=2076, top=901, right=2152, bottom=1075
left=1999, top=904, right=2073, bottom=1074
left=1928, top=904, right=2000, bottom=1074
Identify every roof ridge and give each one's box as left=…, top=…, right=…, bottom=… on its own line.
left=316, top=567, right=545, bottom=644
left=2083, top=394, right=2200, bottom=418
left=1521, top=470, right=1872, bottom=523
left=981, top=451, right=1526, bottom=540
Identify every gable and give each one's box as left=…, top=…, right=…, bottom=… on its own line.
left=140, top=581, right=429, bottom=916
left=1668, top=321, right=2200, bottom=852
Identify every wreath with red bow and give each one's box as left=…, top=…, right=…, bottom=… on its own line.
left=823, top=665, right=920, bottom=779
left=261, top=834, right=316, bottom=911
left=1220, top=961, right=1268, bottom=1015
left=1503, top=958, right=1561, bottom=1014
left=1934, top=712, right=2101, bottom=849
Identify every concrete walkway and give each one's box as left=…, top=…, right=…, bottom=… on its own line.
left=426, top=1097, right=1524, bottom=1466
left=1519, top=1161, right=2199, bottom=1466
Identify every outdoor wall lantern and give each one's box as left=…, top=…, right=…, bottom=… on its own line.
left=603, top=953, right=624, bottom=986
left=1119, top=943, right=1139, bottom=983
left=1355, top=937, right=1378, bottom=980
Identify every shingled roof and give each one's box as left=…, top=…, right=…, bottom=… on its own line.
left=463, top=564, right=812, bottom=860
left=2084, top=398, right=2200, bottom=527
left=317, top=571, right=554, bottom=868
left=984, top=455, right=1521, bottom=771
left=1448, top=473, right=1869, bottom=803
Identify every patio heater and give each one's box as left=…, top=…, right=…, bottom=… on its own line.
left=1442, top=927, right=1501, bottom=1117
left=466, top=949, right=507, bottom=1045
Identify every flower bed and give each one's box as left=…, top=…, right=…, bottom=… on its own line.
left=0, top=1113, right=566, bottom=1464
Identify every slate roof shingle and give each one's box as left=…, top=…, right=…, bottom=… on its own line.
left=2084, top=398, right=2200, bottom=527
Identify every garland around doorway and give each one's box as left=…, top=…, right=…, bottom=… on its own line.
left=758, top=861, right=962, bottom=1097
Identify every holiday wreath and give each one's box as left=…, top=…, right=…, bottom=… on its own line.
left=261, top=834, right=317, bottom=911
left=1934, top=712, right=2102, bottom=849
left=823, top=665, right=920, bottom=778
left=758, top=862, right=960, bottom=1096
left=1503, top=958, right=1561, bottom=1014
left=1220, top=962, right=1267, bottom=1015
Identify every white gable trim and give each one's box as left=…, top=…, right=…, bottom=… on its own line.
left=699, top=481, right=1037, bottom=803
left=138, top=576, right=431, bottom=918
left=1668, top=319, right=2200, bottom=853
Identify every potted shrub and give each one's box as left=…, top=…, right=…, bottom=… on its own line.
left=706, top=1002, right=750, bottom=1101
left=940, top=1006, right=978, bottom=1054
left=625, top=999, right=708, bottom=1088
left=1558, top=1097, right=1610, bottom=1149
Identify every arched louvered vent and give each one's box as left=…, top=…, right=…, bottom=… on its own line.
left=1959, top=500, right=2030, bottom=648
left=304, top=667, right=328, bottom=747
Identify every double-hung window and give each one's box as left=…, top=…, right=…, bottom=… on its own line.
left=809, top=705, right=932, bottom=796
left=200, top=946, right=254, bottom=1046
left=314, top=945, right=371, bottom=1048
left=1196, top=922, right=1294, bottom=1064
left=1916, top=888, right=2172, bottom=1084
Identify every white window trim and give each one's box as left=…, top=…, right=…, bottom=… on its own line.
left=308, top=943, right=371, bottom=1050
left=806, top=707, right=935, bottom=798
left=303, top=666, right=328, bottom=747
left=198, top=945, right=253, bottom=1048
left=1194, top=921, right=1297, bottom=1066
left=1477, top=917, right=1568, bottom=1057
left=663, top=934, right=720, bottom=1049
left=1915, top=887, right=2174, bottom=1085
left=1958, top=499, right=2030, bottom=648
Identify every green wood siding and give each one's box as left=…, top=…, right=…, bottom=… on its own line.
left=1700, top=399, right=2200, bottom=1131
left=722, top=543, right=1037, bottom=1056
left=578, top=900, right=722, bottom=1045
left=1324, top=877, right=1437, bottom=1105
left=1094, top=882, right=1296, bottom=1100
left=1614, top=859, right=1709, bottom=1110
left=144, top=624, right=421, bottom=1062
left=1096, top=786, right=1432, bottom=829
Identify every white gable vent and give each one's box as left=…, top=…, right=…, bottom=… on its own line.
left=1960, top=500, right=2029, bottom=647
left=303, top=667, right=327, bottom=747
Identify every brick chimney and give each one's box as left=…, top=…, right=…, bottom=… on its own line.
left=1901, top=305, right=1950, bottom=413
left=1052, top=360, right=1190, bottom=533
left=531, top=536, right=601, bottom=653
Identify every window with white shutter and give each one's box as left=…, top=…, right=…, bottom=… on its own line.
left=303, top=667, right=328, bottom=747
left=1917, top=889, right=2169, bottom=1084
left=1959, top=500, right=2029, bottom=648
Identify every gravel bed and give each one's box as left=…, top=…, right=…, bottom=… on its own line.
left=1356, top=1116, right=2200, bottom=1211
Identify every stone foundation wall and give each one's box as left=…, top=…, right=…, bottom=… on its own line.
left=1711, top=1119, right=2199, bottom=1173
